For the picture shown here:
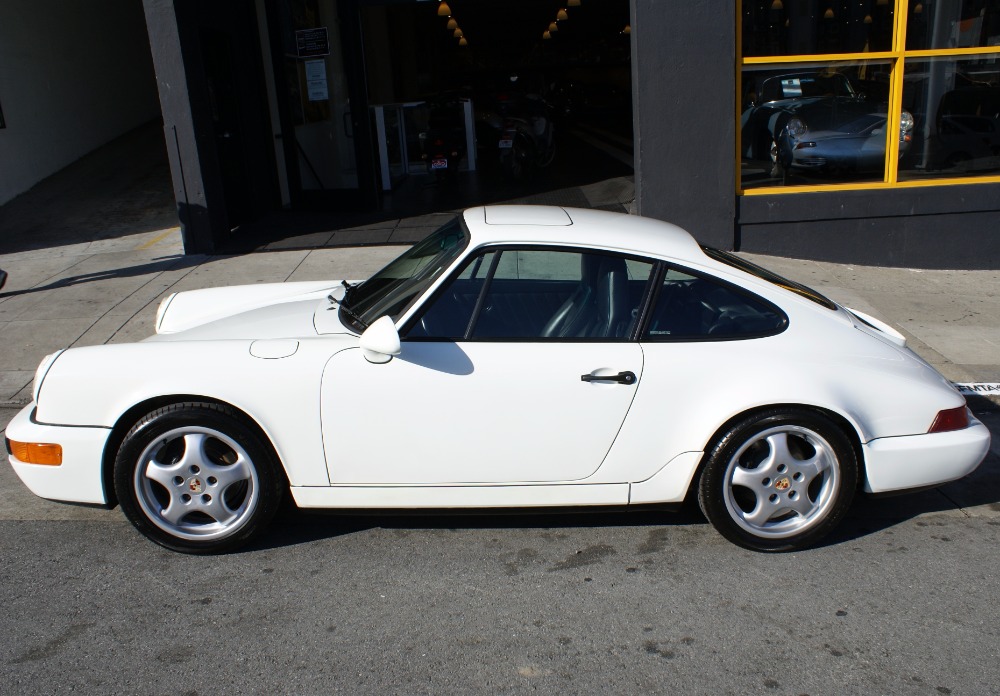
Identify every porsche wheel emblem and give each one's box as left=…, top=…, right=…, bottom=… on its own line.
left=188, top=478, right=204, bottom=494
left=775, top=477, right=791, bottom=491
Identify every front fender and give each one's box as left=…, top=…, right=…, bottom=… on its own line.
left=34, top=338, right=355, bottom=487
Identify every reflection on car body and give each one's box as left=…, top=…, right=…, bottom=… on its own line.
left=785, top=112, right=912, bottom=173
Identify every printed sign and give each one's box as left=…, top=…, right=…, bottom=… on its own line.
left=304, top=59, right=328, bottom=102
left=953, top=382, right=1000, bottom=395
left=296, top=27, right=330, bottom=57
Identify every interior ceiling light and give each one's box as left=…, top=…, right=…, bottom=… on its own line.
left=568, top=0, right=580, bottom=6
left=454, top=27, right=463, bottom=37
left=823, top=7, right=834, bottom=18
left=447, top=18, right=457, bottom=30
left=913, top=2, right=923, bottom=13
left=877, top=0, right=888, bottom=5
left=557, top=8, right=569, bottom=20
left=864, top=13, right=872, bottom=23
left=543, top=30, right=552, bottom=39
left=549, top=22, right=559, bottom=32
left=771, top=0, right=783, bottom=9
left=623, top=24, right=631, bottom=34
left=437, top=1, right=451, bottom=17
left=459, top=36, right=468, bottom=46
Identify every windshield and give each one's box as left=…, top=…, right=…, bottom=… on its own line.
left=342, top=217, right=469, bottom=331
left=701, top=246, right=838, bottom=310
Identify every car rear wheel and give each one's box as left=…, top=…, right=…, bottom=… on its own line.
left=114, top=402, right=284, bottom=554
left=769, top=137, right=790, bottom=184
left=697, top=409, right=857, bottom=552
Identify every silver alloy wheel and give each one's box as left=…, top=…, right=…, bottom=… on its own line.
left=769, top=138, right=784, bottom=178
left=722, top=424, right=839, bottom=539
left=133, top=426, right=260, bottom=542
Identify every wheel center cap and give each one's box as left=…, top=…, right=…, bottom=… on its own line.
left=775, top=476, right=791, bottom=491
left=187, top=477, right=204, bottom=494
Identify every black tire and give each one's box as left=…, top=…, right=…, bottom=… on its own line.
left=769, top=136, right=790, bottom=184
left=697, top=409, right=857, bottom=552
left=501, top=136, right=534, bottom=180
left=113, top=402, right=285, bottom=554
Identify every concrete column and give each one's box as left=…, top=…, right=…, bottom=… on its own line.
left=142, top=0, right=226, bottom=253
left=631, top=0, right=736, bottom=249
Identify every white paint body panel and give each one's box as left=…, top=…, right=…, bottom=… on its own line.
left=322, top=343, right=643, bottom=484
left=156, top=281, right=338, bottom=334
left=6, top=406, right=110, bottom=505
left=863, top=418, right=992, bottom=493
left=291, top=482, right=630, bottom=509
left=4, top=206, right=990, bottom=514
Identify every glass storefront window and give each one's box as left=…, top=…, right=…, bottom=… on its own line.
left=738, top=0, right=1000, bottom=193
left=906, top=0, right=1000, bottom=50
left=898, top=55, right=1000, bottom=178
left=741, top=61, right=896, bottom=188
left=743, top=0, right=895, bottom=57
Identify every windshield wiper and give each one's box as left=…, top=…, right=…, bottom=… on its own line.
left=328, top=284, right=369, bottom=330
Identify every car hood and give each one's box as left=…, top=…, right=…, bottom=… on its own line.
left=803, top=128, right=869, bottom=140
left=148, top=280, right=353, bottom=341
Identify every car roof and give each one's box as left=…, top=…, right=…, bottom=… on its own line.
left=462, top=206, right=707, bottom=263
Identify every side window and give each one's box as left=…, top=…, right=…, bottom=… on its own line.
left=407, top=248, right=656, bottom=341
left=470, top=249, right=654, bottom=340
left=644, top=268, right=786, bottom=340
left=406, top=251, right=495, bottom=339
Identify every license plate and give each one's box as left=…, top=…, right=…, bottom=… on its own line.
left=431, top=159, right=448, bottom=169
left=499, top=139, right=513, bottom=149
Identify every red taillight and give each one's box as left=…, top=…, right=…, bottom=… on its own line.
left=928, top=405, right=969, bottom=433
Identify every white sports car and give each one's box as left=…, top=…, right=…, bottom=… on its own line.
left=5, top=206, right=991, bottom=553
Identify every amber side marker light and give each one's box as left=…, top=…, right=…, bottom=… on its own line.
left=928, top=406, right=970, bottom=434
left=7, top=439, right=63, bottom=465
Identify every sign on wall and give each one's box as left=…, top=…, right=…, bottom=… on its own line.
left=296, top=27, right=330, bottom=58
left=304, top=59, right=329, bottom=102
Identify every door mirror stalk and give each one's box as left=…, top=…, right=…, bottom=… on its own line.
left=359, top=316, right=401, bottom=363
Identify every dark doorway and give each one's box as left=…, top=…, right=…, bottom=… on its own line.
left=356, top=0, right=635, bottom=216
left=266, top=0, right=379, bottom=211
left=177, top=0, right=280, bottom=239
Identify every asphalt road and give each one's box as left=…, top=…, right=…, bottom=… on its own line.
left=2, top=406, right=999, bottom=695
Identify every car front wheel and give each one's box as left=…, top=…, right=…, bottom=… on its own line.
left=114, top=402, right=284, bottom=554
left=697, top=409, right=858, bottom=552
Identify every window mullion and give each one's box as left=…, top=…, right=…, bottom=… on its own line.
left=884, top=1, right=910, bottom=184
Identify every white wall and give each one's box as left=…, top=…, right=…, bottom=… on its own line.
left=0, top=0, right=160, bottom=205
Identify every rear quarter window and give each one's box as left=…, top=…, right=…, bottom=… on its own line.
left=643, top=267, right=787, bottom=341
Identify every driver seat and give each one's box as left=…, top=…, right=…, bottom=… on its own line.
left=541, top=255, right=630, bottom=339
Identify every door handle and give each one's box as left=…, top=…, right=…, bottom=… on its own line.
left=581, top=371, right=637, bottom=385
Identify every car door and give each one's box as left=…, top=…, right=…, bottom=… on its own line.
left=321, top=246, right=656, bottom=485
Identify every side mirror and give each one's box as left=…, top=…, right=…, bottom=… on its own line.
left=359, top=316, right=401, bottom=364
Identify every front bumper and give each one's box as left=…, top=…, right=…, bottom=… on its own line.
left=5, top=404, right=111, bottom=505
left=863, top=417, right=991, bottom=493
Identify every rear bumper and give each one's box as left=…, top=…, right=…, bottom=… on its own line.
left=862, top=418, right=991, bottom=494
left=5, top=404, right=111, bottom=505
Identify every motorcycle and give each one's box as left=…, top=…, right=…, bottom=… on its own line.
left=420, top=98, right=467, bottom=180
left=494, top=89, right=556, bottom=180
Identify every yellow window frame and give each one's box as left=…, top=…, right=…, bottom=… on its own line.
left=736, top=0, right=1000, bottom=195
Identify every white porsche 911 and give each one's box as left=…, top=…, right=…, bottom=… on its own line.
left=5, top=206, right=991, bottom=553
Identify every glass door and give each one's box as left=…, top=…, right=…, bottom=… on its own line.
left=269, top=0, right=377, bottom=209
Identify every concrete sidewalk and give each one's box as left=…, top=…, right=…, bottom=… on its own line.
left=1, top=204, right=999, bottom=411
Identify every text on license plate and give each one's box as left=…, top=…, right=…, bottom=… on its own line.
left=431, top=159, right=448, bottom=169
left=499, top=139, right=513, bottom=148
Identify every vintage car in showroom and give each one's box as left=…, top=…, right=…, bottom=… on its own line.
left=742, top=70, right=914, bottom=181
left=5, top=206, right=990, bottom=553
